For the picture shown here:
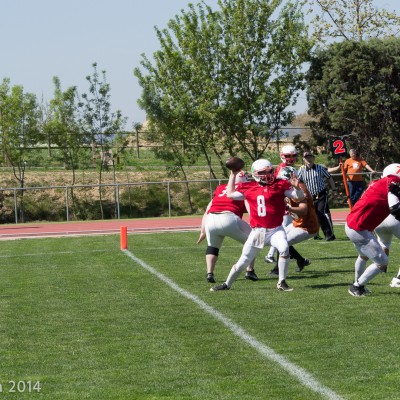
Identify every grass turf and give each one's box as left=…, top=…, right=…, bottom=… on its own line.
left=0, top=226, right=398, bottom=399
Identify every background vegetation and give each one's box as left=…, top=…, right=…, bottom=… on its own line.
left=0, top=0, right=399, bottom=222
left=0, top=147, right=357, bottom=223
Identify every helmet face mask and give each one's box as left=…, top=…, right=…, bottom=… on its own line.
left=281, top=154, right=297, bottom=165
left=251, top=159, right=275, bottom=185
left=280, top=145, right=298, bottom=165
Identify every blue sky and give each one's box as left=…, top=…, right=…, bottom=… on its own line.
left=2, top=0, right=399, bottom=129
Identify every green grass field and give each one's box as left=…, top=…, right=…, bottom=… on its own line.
left=0, top=225, right=399, bottom=399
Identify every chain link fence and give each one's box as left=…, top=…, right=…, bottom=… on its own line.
left=0, top=172, right=379, bottom=224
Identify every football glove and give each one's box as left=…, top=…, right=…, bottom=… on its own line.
left=388, top=181, right=400, bottom=198
left=389, top=202, right=400, bottom=221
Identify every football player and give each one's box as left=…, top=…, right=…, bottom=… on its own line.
left=278, top=144, right=298, bottom=169
left=346, top=163, right=400, bottom=296
left=269, top=166, right=319, bottom=273
left=374, top=214, right=400, bottom=288
left=210, top=159, right=305, bottom=292
left=197, top=170, right=259, bottom=283
left=264, top=145, right=310, bottom=273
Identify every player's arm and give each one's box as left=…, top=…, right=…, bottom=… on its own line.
left=285, top=173, right=305, bottom=201
left=328, top=165, right=340, bottom=173
left=322, top=167, right=337, bottom=192
left=328, top=176, right=337, bottom=192
left=226, top=171, right=245, bottom=200
left=287, top=199, right=308, bottom=216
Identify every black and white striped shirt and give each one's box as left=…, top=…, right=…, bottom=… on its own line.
left=297, top=164, right=331, bottom=196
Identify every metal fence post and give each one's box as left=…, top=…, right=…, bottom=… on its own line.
left=168, top=181, right=171, bottom=217
left=14, top=189, right=18, bottom=224
left=65, top=187, right=69, bottom=222
left=116, top=184, right=120, bottom=219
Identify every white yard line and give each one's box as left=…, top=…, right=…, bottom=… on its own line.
left=0, top=249, right=108, bottom=258
left=123, top=249, right=345, bottom=400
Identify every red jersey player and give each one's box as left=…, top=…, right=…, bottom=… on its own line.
left=210, top=159, right=305, bottom=292
left=265, top=145, right=298, bottom=267
left=197, top=171, right=258, bottom=283
left=346, top=163, right=400, bottom=296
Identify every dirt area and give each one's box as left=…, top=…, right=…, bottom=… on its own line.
left=0, top=168, right=217, bottom=222
left=0, top=168, right=213, bottom=188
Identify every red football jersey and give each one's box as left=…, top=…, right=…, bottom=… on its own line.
left=347, top=176, right=400, bottom=231
left=236, top=179, right=291, bottom=228
left=207, top=183, right=247, bottom=218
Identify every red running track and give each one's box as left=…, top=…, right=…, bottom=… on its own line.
left=0, top=210, right=349, bottom=240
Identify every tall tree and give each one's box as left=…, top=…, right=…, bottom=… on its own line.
left=43, top=77, right=82, bottom=180
left=0, top=78, right=42, bottom=221
left=78, top=63, right=127, bottom=219
left=42, top=77, right=83, bottom=219
left=306, top=38, right=400, bottom=169
left=307, top=0, right=400, bottom=43
left=135, top=0, right=311, bottom=177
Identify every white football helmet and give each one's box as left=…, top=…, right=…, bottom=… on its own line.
left=277, top=166, right=298, bottom=181
left=251, top=159, right=275, bottom=185
left=383, top=164, right=400, bottom=178
left=235, top=170, right=249, bottom=184
left=280, top=145, right=298, bottom=166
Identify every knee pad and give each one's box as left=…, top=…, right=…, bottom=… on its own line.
left=206, top=246, right=219, bottom=256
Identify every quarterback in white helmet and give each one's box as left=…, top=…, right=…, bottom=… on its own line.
left=210, top=159, right=305, bottom=293
left=265, top=145, right=302, bottom=267
left=251, top=159, right=275, bottom=185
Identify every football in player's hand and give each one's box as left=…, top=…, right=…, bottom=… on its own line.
left=225, top=156, right=245, bottom=172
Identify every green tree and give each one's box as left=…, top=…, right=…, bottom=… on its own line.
left=0, top=78, right=42, bottom=221
left=42, top=77, right=85, bottom=219
left=78, top=63, right=127, bottom=219
left=307, top=0, right=400, bottom=43
left=135, top=0, right=311, bottom=178
left=306, top=38, right=400, bottom=169
left=43, top=77, right=82, bottom=178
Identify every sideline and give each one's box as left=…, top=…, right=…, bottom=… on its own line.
left=123, top=249, right=345, bottom=400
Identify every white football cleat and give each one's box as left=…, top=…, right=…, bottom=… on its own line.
left=389, top=277, right=400, bottom=288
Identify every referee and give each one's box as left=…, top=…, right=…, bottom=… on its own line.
left=298, top=151, right=337, bottom=241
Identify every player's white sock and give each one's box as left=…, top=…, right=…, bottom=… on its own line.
left=267, top=247, right=276, bottom=258
left=278, top=257, right=290, bottom=282
left=357, top=264, right=381, bottom=286
left=225, top=264, right=245, bottom=287
left=355, top=256, right=367, bottom=280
